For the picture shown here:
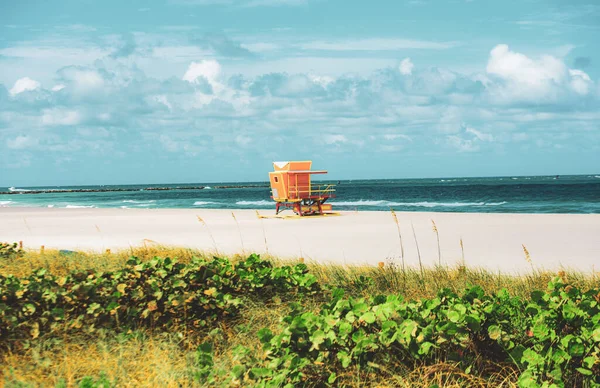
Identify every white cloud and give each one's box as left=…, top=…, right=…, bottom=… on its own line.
left=447, top=135, right=479, bottom=152
left=487, top=44, right=566, bottom=87
left=57, top=67, right=105, bottom=94
left=569, top=69, right=592, bottom=95
left=52, top=84, right=66, bottom=92
left=41, top=109, right=82, bottom=126
left=183, top=60, right=221, bottom=84
left=485, top=44, right=594, bottom=102
left=72, top=70, right=104, bottom=90
left=399, top=58, right=414, bottom=75
left=235, top=134, right=252, bottom=146
left=323, top=134, right=347, bottom=145
left=9, top=77, right=41, bottom=95
left=465, top=126, right=493, bottom=142
left=383, top=134, right=412, bottom=141
left=7, top=135, right=37, bottom=150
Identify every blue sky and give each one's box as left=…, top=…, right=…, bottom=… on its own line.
left=0, top=0, right=599, bottom=186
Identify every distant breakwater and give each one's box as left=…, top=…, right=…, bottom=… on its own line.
left=0, top=185, right=269, bottom=195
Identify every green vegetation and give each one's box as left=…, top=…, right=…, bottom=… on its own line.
left=1, top=245, right=599, bottom=387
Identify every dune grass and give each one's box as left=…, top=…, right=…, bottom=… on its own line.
left=1, top=246, right=598, bottom=387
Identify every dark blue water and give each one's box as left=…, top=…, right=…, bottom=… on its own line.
left=1, top=175, right=599, bottom=214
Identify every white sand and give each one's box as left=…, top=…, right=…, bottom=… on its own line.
left=1, top=207, right=599, bottom=273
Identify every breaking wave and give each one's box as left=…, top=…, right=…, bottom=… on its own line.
left=235, top=200, right=273, bottom=206
left=8, top=187, right=32, bottom=192
left=193, top=201, right=218, bottom=206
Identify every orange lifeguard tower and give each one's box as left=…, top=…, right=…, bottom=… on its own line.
left=268, top=161, right=335, bottom=216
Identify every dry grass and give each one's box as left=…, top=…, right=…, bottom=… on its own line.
left=1, top=332, right=195, bottom=387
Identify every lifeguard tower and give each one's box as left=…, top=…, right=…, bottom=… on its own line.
left=268, top=161, right=335, bottom=216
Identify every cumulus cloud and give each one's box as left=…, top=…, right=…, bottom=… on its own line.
left=10, top=77, right=41, bottom=95
left=6, top=135, right=38, bottom=149
left=194, top=33, right=254, bottom=58
left=485, top=44, right=594, bottom=103
left=57, top=66, right=105, bottom=95
left=1, top=42, right=598, bottom=178
left=110, top=33, right=137, bottom=59
left=41, top=108, right=82, bottom=126
left=323, top=134, right=347, bottom=145
left=399, top=58, right=414, bottom=75
left=183, top=60, right=221, bottom=84
left=446, top=135, right=479, bottom=152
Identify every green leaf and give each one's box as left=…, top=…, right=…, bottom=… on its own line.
left=533, top=322, right=550, bottom=339
left=337, top=351, right=351, bottom=368
left=198, top=342, right=212, bottom=354
left=488, top=325, right=501, bottom=341
left=23, top=303, right=36, bottom=315
left=257, top=328, right=273, bottom=344
left=522, top=349, right=544, bottom=367
left=231, top=365, right=245, bottom=378
left=328, top=372, right=337, bottom=384
left=310, top=330, right=326, bottom=350
left=250, top=367, right=272, bottom=378
left=575, top=367, right=593, bottom=376
left=568, top=342, right=585, bottom=357
left=418, top=341, right=434, bottom=356
left=583, top=356, right=597, bottom=369
left=359, top=312, right=376, bottom=324
left=447, top=310, right=460, bottom=323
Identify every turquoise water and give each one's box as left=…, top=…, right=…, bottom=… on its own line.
left=1, top=175, right=599, bottom=214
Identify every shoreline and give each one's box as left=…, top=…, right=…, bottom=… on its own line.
left=1, top=207, right=599, bottom=273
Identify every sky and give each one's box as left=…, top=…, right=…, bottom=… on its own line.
left=0, top=0, right=599, bottom=186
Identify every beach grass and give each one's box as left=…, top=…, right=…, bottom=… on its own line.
left=1, top=246, right=599, bottom=387
left=2, top=245, right=596, bottom=299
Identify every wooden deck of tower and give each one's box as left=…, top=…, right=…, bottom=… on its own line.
left=268, top=161, right=335, bottom=216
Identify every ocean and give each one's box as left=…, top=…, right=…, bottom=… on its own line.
left=1, top=175, right=599, bottom=214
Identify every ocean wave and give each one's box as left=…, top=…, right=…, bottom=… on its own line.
left=122, top=200, right=156, bottom=204
left=193, top=201, right=218, bottom=206
left=235, top=200, right=273, bottom=206
left=65, top=205, right=96, bottom=208
left=595, top=176, right=600, bottom=179
left=0, top=200, right=14, bottom=206
left=204, top=186, right=212, bottom=189
left=8, top=187, right=32, bottom=192
left=331, top=200, right=507, bottom=208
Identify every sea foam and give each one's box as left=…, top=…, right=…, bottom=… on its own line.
left=8, top=187, right=32, bottom=192
left=235, top=200, right=273, bottom=206
left=193, top=201, right=218, bottom=206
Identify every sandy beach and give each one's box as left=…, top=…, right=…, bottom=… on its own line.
left=1, top=207, right=599, bottom=273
